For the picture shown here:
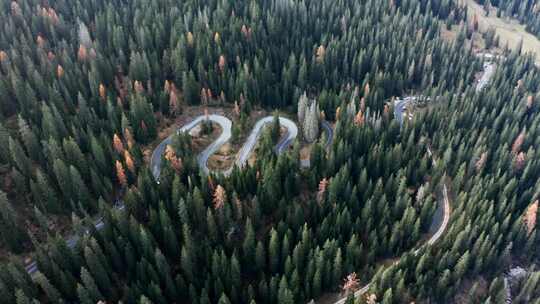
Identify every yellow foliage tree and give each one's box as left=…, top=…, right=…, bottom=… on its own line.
left=124, top=151, right=135, bottom=173
left=124, top=128, right=135, bottom=149
left=475, top=152, right=487, bottom=173
left=336, top=106, right=341, bottom=121
left=316, top=45, right=326, bottom=63
left=99, top=84, right=106, bottom=100
left=187, top=32, right=194, bottom=46
left=57, top=65, right=64, bottom=78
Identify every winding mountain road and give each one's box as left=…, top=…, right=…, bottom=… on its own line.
left=146, top=105, right=453, bottom=304
left=26, top=114, right=303, bottom=276
left=333, top=150, right=451, bottom=304
left=150, top=115, right=299, bottom=178
left=25, top=107, right=450, bottom=302
left=233, top=116, right=298, bottom=174
left=331, top=53, right=499, bottom=304
left=150, top=114, right=233, bottom=179
left=26, top=53, right=495, bottom=290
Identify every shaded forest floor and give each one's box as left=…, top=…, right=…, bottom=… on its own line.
left=0, top=116, right=73, bottom=264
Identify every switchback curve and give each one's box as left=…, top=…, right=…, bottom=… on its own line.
left=150, top=114, right=299, bottom=179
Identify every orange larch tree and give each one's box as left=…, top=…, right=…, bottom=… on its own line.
left=165, top=145, right=182, bottom=172
left=354, top=110, right=365, bottom=127
left=364, top=83, right=370, bottom=96
left=164, top=80, right=171, bottom=93
left=124, top=151, right=135, bottom=173
left=514, top=152, right=526, bottom=171
left=342, top=273, right=360, bottom=294
left=78, top=44, right=87, bottom=61
left=233, top=101, right=241, bottom=117
left=186, top=31, right=194, bottom=46
left=218, top=55, right=226, bottom=73
left=116, top=160, right=127, bottom=187
left=524, top=200, right=538, bottom=234
left=316, top=45, right=326, bottom=63
left=0, top=50, right=7, bottom=62
left=475, top=152, right=487, bottom=173
left=511, top=131, right=525, bottom=155
left=124, top=128, right=135, bottom=149
left=526, top=95, right=534, bottom=109
left=317, top=178, right=329, bottom=204
left=213, top=185, right=227, bottom=210
left=57, top=65, right=64, bottom=78
left=113, top=134, right=125, bottom=154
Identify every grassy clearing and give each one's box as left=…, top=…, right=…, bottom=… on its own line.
left=191, top=122, right=223, bottom=155
left=462, top=0, right=540, bottom=65
left=208, top=143, right=235, bottom=171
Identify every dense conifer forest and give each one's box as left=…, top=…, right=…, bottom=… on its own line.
left=0, top=0, right=538, bottom=303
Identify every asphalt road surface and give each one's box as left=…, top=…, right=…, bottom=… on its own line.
left=150, top=115, right=299, bottom=178
left=233, top=116, right=298, bottom=173
left=150, top=114, right=233, bottom=180
left=476, top=62, right=496, bottom=92
left=25, top=202, right=125, bottom=275
left=321, top=120, right=333, bottom=149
